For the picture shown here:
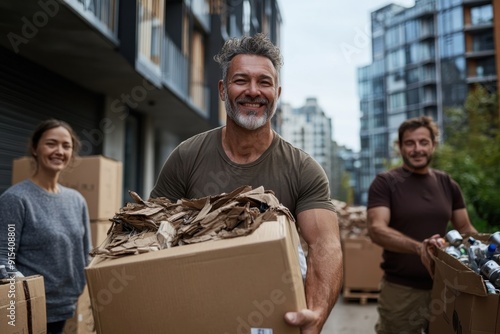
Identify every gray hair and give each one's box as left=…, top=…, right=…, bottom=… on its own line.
left=214, top=33, right=283, bottom=83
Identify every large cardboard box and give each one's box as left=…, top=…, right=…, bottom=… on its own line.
left=11, top=155, right=123, bottom=220
left=86, top=216, right=306, bottom=334
left=0, top=275, right=46, bottom=334
left=342, top=237, right=383, bottom=291
left=429, top=235, right=500, bottom=334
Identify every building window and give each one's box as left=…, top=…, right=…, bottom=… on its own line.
left=438, top=6, right=463, bottom=34
left=405, top=20, right=418, bottom=42
left=472, top=30, right=494, bottom=52
left=373, top=36, right=384, bottom=60
left=389, top=92, right=405, bottom=110
left=476, top=57, right=496, bottom=77
left=439, top=32, right=464, bottom=58
left=387, top=48, right=405, bottom=71
left=407, top=88, right=420, bottom=106
left=471, top=4, right=493, bottom=26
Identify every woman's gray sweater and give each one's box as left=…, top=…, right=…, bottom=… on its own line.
left=0, top=179, right=91, bottom=322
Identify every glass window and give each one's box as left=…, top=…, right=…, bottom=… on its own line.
left=438, top=0, right=462, bottom=11
left=373, top=133, right=387, bottom=154
left=439, top=32, right=464, bottom=57
left=407, top=68, right=419, bottom=84
left=358, top=81, right=371, bottom=98
left=472, top=30, right=494, bottom=52
left=407, top=88, right=420, bottom=105
left=386, top=24, right=405, bottom=49
left=405, top=20, right=418, bottom=42
left=471, top=5, right=493, bottom=26
left=421, top=18, right=434, bottom=37
left=387, top=48, right=405, bottom=71
left=476, top=57, right=496, bottom=77
left=389, top=92, right=406, bottom=110
left=438, top=7, right=463, bottom=34
left=373, top=101, right=385, bottom=127
left=373, top=36, right=384, bottom=60
left=373, top=78, right=384, bottom=96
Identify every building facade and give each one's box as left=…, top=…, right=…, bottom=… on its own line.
left=357, top=0, right=498, bottom=204
left=280, top=98, right=336, bottom=196
left=0, top=0, right=282, bottom=202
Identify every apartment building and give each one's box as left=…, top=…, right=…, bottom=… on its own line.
left=280, top=98, right=336, bottom=195
left=0, top=0, right=282, bottom=201
left=357, top=0, right=497, bottom=204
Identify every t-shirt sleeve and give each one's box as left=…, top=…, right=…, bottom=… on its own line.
left=150, top=146, right=187, bottom=201
left=367, top=174, right=391, bottom=209
left=295, top=156, right=335, bottom=214
left=449, top=177, right=466, bottom=211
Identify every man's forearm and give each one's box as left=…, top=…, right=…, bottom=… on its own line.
left=305, top=240, right=343, bottom=328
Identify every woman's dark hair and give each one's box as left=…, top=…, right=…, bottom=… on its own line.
left=30, top=119, right=81, bottom=160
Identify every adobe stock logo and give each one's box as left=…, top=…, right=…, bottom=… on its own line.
left=7, top=0, right=60, bottom=53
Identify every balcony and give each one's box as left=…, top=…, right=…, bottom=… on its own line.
left=64, top=0, right=119, bottom=41
left=465, top=49, right=496, bottom=58
left=0, top=0, right=147, bottom=98
left=466, top=74, right=497, bottom=84
left=462, top=0, right=492, bottom=6
left=464, top=22, right=493, bottom=32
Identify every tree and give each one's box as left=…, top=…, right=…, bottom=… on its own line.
left=434, top=85, right=500, bottom=231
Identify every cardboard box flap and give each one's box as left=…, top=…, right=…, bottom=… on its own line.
left=435, top=247, right=487, bottom=296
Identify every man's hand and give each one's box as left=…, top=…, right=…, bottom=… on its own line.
left=420, top=234, right=445, bottom=278
left=284, top=309, right=321, bottom=334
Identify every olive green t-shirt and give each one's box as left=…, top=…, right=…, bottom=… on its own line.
left=150, top=127, right=335, bottom=218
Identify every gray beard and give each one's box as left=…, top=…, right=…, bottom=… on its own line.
left=224, top=89, right=276, bottom=130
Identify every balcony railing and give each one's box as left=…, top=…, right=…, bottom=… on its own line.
left=161, top=36, right=189, bottom=99
left=189, top=0, right=211, bottom=32
left=64, top=0, right=118, bottom=40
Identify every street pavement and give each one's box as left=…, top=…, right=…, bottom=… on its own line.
left=321, top=296, right=378, bottom=333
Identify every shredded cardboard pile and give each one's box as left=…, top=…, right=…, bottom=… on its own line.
left=90, top=185, right=294, bottom=259
left=332, top=199, right=368, bottom=239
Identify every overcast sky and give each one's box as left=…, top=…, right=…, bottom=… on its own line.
left=279, top=0, right=415, bottom=151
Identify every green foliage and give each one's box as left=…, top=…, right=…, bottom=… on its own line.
left=434, top=85, right=500, bottom=232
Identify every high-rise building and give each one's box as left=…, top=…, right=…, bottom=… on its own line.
left=357, top=0, right=497, bottom=204
left=281, top=98, right=334, bottom=193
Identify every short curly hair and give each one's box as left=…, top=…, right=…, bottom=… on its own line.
left=398, top=116, right=439, bottom=145
left=214, top=33, right=283, bottom=83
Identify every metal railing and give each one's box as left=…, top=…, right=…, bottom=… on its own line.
left=64, top=0, right=118, bottom=38
left=161, top=36, right=189, bottom=99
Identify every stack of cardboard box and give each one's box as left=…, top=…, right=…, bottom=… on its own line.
left=333, top=200, right=384, bottom=303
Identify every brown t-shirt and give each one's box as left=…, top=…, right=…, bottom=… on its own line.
left=367, top=167, right=466, bottom=290
left=150, top=127, right=335, bottom=217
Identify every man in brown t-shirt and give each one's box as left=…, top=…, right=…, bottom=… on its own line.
left=367, top=116, right=477, bottom=334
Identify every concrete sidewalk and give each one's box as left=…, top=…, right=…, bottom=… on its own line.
left=321, top=296, right=378, bottom=333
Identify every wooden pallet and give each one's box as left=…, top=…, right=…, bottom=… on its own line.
left=342, top=287, right=380, bottom=305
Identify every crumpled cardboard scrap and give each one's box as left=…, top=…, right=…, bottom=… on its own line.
left=90, top=185, right=294, bottom=259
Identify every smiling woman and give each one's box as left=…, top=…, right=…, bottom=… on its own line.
left=0, top=118, right=91, bottom=334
